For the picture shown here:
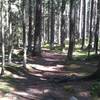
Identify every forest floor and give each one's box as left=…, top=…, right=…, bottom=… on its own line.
left=0, top=48, right=99, bottom=100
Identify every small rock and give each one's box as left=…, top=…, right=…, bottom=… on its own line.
left=69, top=96, right=78, bottom=100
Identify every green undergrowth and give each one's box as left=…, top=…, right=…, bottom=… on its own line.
left=42, top=43, right=50, bottom=49
left=64, top=85, right=75, bottom=93
left=43, top=43, right=65, bottom=53
left=0, top=83, right=11, bottom=93
left=90, top=81, right=100, bottom=97
left=0, top=75, right=15, bottom=94
left=0, top=64, right=25, bottom=94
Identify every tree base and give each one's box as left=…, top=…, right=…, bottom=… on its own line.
left=0, top=68, right=5, bottom=76
left=32, top=51, right=41, bottom=57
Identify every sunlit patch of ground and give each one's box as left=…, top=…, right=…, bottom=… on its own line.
left=28, top=64, right=64, bottom=72
left=0, top=80, right=16, bottom=100
left=0, top=82, right=14, bottom=93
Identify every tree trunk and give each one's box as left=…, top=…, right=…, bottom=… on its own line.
left=84, top=0, right=88, bottom=47
left=47, top=1, right=50, bottom=44
left=94, top=19, right=99, bottom=55
left=8, top=1, right=13, bottom=64
left=8, top=22, right=13, bottom=64
left=1, top=1, right=5, bottom=75
left=60, top=0, right=66, bottom=49
left=94, top=0, right=100, bottom=55
left=81, top=0, right=86, bottom=49
left=32, top=0, right=42, bottom=56
left=67, top=0, right=75, bottom=60
left=79, top=0, right=83, bottom=39
left=22, top=0, right=27, bottom=68
left=88, top=0, right=94, bottom=57
left=28, top=0, right=32, bottom=52
left=50, top=0, right=55, bottom=49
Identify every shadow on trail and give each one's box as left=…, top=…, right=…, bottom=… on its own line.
left=2, top=65, right=67, bottom=100
left=3, top=65, right=92, bottom=100
left=0, top=50, right=98, bottom=100
left=27, top=52, right=66, bottom=67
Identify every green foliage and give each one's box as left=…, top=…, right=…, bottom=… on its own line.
left=53, top=46, right=62, bottom=51
left=43, top=43, right=50, bottom=49
left=43, top=43, right=63, bottom=52
left=18, top=50, right=24, bottom=56
left=64, top=85, right=75, bottom=93
left=90, top=81, right=100, bottom=97
left=12, top=53, right=23, bottom=61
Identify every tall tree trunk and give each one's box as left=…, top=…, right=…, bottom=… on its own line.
left=8, top=1, right=13, bottom=64
left=58, top=8, right=61, bottom=45
left=94, top=20, right=99, bottom=55
left=60, top=0, right=66, bottom=49
left=22, top=0, right=27, bottom=68
left=33, top=0, right=42, bottom=56
left=50, top=0, right=55, bottom=49
left=81, top=0, right=86, bottom=49
left=79, top=0, right=83, bottom=39
left=88, top=0, right=94, bottom=57
left=84, top=0, right=88, bottom=46
left=67, top=0, right=75, bottom=60
left=94, top=0, right=100, bottom=55
left=42, top=0, right=46, bottom=45
left=47, top=1, right=50, bottom=43
left=28, top=0, right=32, bottom=52
left=1, top=1, right=5, bottom=75
left=8, top=22, right=13, bottom=64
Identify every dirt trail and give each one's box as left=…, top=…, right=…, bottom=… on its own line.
left=0, top=50, right=96, bottom=100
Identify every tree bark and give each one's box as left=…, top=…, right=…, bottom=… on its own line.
left=60, top=0, right=66, bottom=49
left=67, top=0, right=75, bottom=60
left=1, top=1, right=5, bottom=75
left=50, top=0, right=55, bottom=49
left=47, top=1, right=50, bottom=44
left=8, top=1, right=13, bottom=64
left=8, top=22, right=13, bottom=64
left=22, top=0, right=27, bottom=68
left=32, top=0, right=42, bottom=56
left=28, top=0, right=32, bottom=52
left=81, top=0, right=86, bottom=49
left=94, top=0, right=100, bottom=55
left=88, top=0, right=94, bottom=57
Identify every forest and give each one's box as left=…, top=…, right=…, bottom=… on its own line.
left=0, top=0, right=100, bottom=100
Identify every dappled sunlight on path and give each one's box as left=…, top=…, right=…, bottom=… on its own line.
left=0, top=50, right=97, bottom=100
